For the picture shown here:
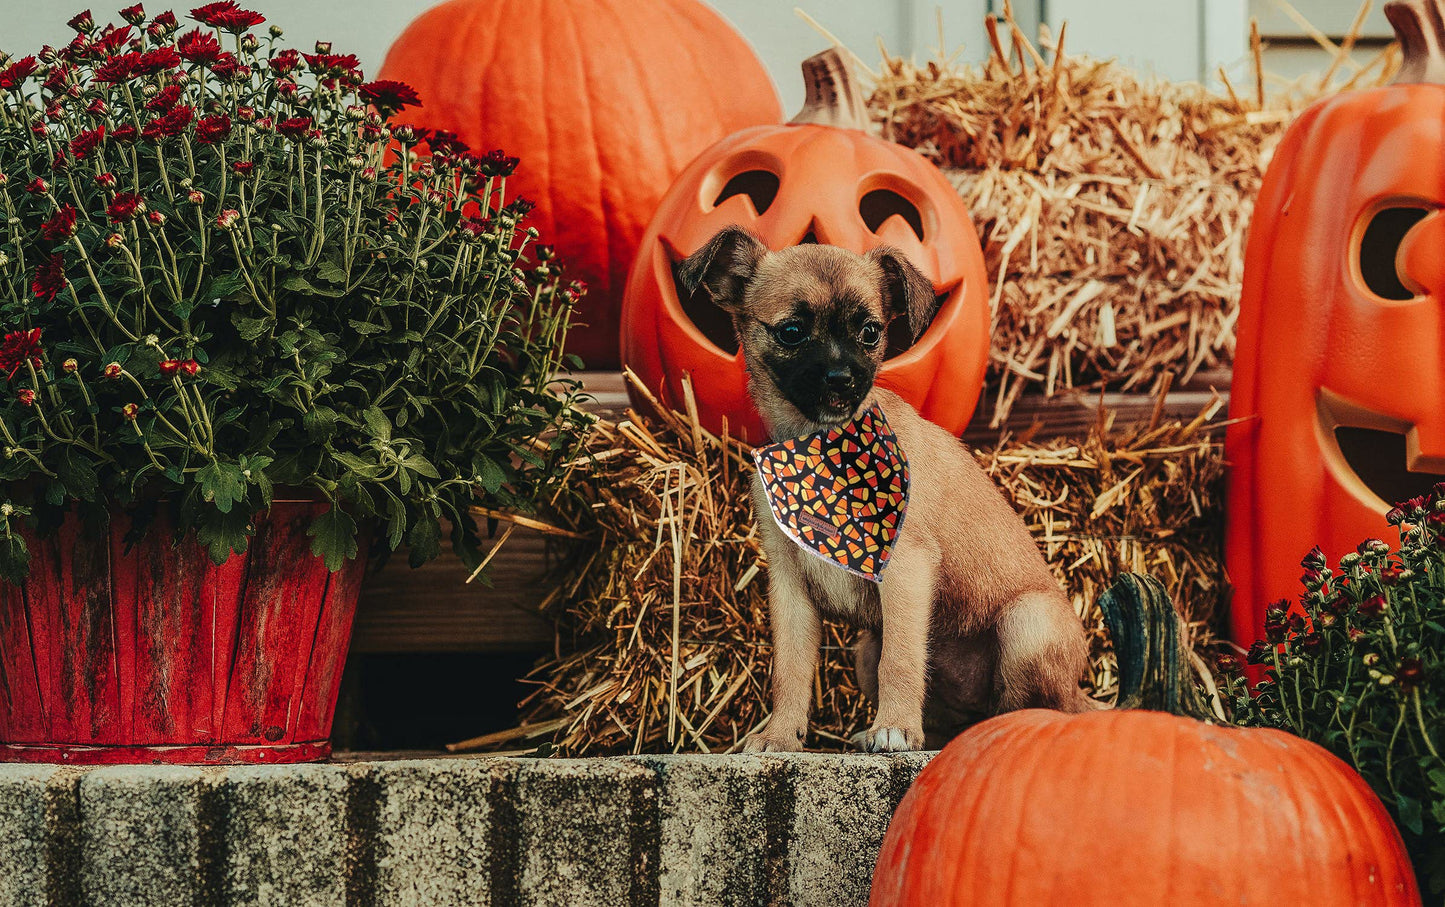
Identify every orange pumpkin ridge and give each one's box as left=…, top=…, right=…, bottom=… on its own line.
left=620, top=49, right=990, bottom=444
left=1226, top=0, right=1445, bottom=647
left=378, top=0, right=782, bottom=369
left=870, top=575, right=1421, bottom=906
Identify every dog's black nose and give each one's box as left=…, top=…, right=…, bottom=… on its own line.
left=825, top=367, right=854, bottom=390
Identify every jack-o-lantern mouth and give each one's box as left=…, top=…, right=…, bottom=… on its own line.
left=1317, top=390, right=1445, bottom=510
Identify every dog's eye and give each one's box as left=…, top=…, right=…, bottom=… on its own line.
left=860, top=322, right=882, bottom=348
left=773, top=320, right=808, bottom=348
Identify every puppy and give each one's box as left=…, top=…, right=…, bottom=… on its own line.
left=678, top=227, right=1093, bottom=753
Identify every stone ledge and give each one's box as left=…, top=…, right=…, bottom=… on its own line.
left=0, top=752, right=933, bottom=907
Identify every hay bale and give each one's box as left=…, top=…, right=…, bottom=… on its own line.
left=864, top=9, right=1397, bottom=424
left=497, top=376, right=1227, bottom=756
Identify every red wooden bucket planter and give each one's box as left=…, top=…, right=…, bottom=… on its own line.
left=0, top=500, right=366, bottom=764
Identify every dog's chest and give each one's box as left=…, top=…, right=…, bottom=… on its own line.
left=793, top=548, right=882, bottom=627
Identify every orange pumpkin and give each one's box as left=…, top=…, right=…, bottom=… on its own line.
left=377, top=0, right=782, bottom=369
left=1226, top=0, right=1445, bottom=646
left=619, top=50, right=990, bottom=443
left=871, top=576, right=1421, bottom=907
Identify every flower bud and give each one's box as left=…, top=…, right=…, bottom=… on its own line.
left=1339, top=551, right=1361, bottom=568
left=348, top=154, right=365, bottom=169
left=237, top=105, right=255, bottom=122
left=269, top=24, right=283, bottom=38
left=1363, top=652, right=1381, bottom=666
left=187, top=189, right=204, bottom=205
left=122, top=402, right=139, bottom=420
left=159, top=359, right=179, bottom=376
left=95, top=172, right=116, bottom=189
left=15, top=388, right=35, bottom=406
left=345, top=104, right=364, bottom=121
left=0, top=252, right=7, bottom=267
left=314, top=40, right=332, bottom=53
left=216, top=209, right=240, bottom=229
left=147, top=211, right=165, bottom=226
left=104, top=232, right=123, bottom=248
left=62, top=358, right=77, bottom=373
left=25, top=177, right=48, bottom=195
left=241, top=33, right=258, bottom=52
left=103, top=362, right=122, bottom=380
left=180, top=359, right=200, bottom=377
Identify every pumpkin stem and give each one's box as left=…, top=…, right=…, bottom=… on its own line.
left=1387, top=0, right=1445, bottom=85
left=1097, top=573, right=1214, bottom=720
left=791, top=47, right=870, bottom=130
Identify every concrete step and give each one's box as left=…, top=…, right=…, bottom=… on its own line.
left=0, top=752, right=933, bottom=907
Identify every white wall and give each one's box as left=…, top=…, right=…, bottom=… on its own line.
left=0, top=0, right=1254, bottom=113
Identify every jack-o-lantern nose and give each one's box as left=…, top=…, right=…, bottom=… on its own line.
left=1396, top=208, right=1445, bottom=297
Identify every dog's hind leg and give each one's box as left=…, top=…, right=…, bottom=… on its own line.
left=996, top=590, right=1093, bottom=713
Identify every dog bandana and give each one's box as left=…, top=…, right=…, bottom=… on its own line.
left=753, top=404, right=909, bottom=582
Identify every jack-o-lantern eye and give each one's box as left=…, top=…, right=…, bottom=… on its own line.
left=1357, top=205, right=1431, bottom=301
left=859, top=188, right=925, bottom=240
left=713, top=169, right=779, bottom=216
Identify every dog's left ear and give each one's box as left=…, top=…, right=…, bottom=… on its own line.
left=676, top=226, right=769, bottom=314
left=868, top=246, right=939, bottom=342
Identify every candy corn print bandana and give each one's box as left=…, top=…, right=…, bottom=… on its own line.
left=752, top=404, right=909, bottom=582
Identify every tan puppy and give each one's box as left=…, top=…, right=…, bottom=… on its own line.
left=678, top=227, right=1093, bottom=753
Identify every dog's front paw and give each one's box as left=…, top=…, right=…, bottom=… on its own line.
left=851, top=725, right=924, bottom=753
left=742, top=729, right=805, bottom=753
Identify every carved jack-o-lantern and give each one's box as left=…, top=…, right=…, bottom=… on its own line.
left=619, top=50, right=990, bottom=443
left=1227, top=0, right=1445, bottom=643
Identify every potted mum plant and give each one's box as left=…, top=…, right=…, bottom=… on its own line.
left=0, top=3, right=585, bottom=763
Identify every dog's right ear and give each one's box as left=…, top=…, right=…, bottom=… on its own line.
left=676, top=226, right=768, bottom=314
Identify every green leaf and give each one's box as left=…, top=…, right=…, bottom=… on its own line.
left=401, top=453, right=440, bottom=479
left=474, top=455, right=506, bottom=494
left=235, top=316, right=274, bottom=341
left=308, top=506, right=358, bottom=572
left=55, top=449, right=98, bottom=500
left=195, top=508, right=251, bottom=565
left=1396, top=793, right=1425, bottom=837
left=316, top=259, right=348, bottom=285
left=195, top=460, right=247, bottom=514
left=362, top=406, right=391, bottom=442
left=302, top=406, right=339, bottom=443
left=406, top=515, right=442, bottom=568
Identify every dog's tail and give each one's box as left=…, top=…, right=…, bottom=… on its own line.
left=1096, top=573, right=1219, bottom=719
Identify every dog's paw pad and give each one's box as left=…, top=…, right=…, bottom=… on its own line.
left=742, top=732, right=804, bottom=753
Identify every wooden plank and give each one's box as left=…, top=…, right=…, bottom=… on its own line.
left=353, top=371, right=1232, bottom=654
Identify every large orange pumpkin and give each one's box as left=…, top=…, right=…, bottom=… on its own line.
left=871, top=576, right=1421, bottom=906
left=619, top=50, right=990, bottom=443
left=1226, top=0, right=1445, bottom=646
left=377, top=0, right=782, bottom=369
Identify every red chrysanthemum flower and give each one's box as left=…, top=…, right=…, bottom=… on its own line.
left=148, top=10, right=177, bottom=37
left=176, top=27, right=222, bottom=64
left=107, top=192, right=145, bottom=222
left=25, top=177, right=48, bottom=195
left=358, top=79, right=421, bottom=116
left=179, top=359, right=200, bottom=377
left=67, top=10, right=95, bottom=33
left=145, top=84, right=182, bottom=112
left=31, top=255, right=67, bottom=303
left=136, top=46, right=181, bottom=74
left=268, top=48, right=299, bottom=75
left=231, top=159, right=255, bottom=177
left=111, top=124, right=138, bottom=143
left=95, top=25, right=134, bottom=55
left=122, top=402, right=139, bottom=420
left=479, top=149, right=520, bottom=178
left=141, top=104, right=193, bottom=140
left=40, top=205, right=78, bottom=242
left=61, top=35, right=92, bottom=64
left=50, top=148, right=70, bottom=172
left=0, top=56, right=38, bottom=91
left=0, top=329, right=44, bottom=380
left=69, top=126, right=105, bottom=160
left=302, top=51, right=359, bottom=75
left=210, top=53, right=247, bottom=81
left=15, top=388, right=36, bottom=406
left=276, top=115, right=311, bottom=139
left=215, top=208, right=240, bottom=228
left=159, top=359, right=179, bottom=375
left=42, top=63, right=74, bottom=94
left=190, top=1, right=264, bottom=32
left=195, top=114, right=231, bottom=144
left=103, top=362, right=122, bottom=379
left=93, top=52, right=140, bottom=83
left=120, top=4, right=146, bottom=25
